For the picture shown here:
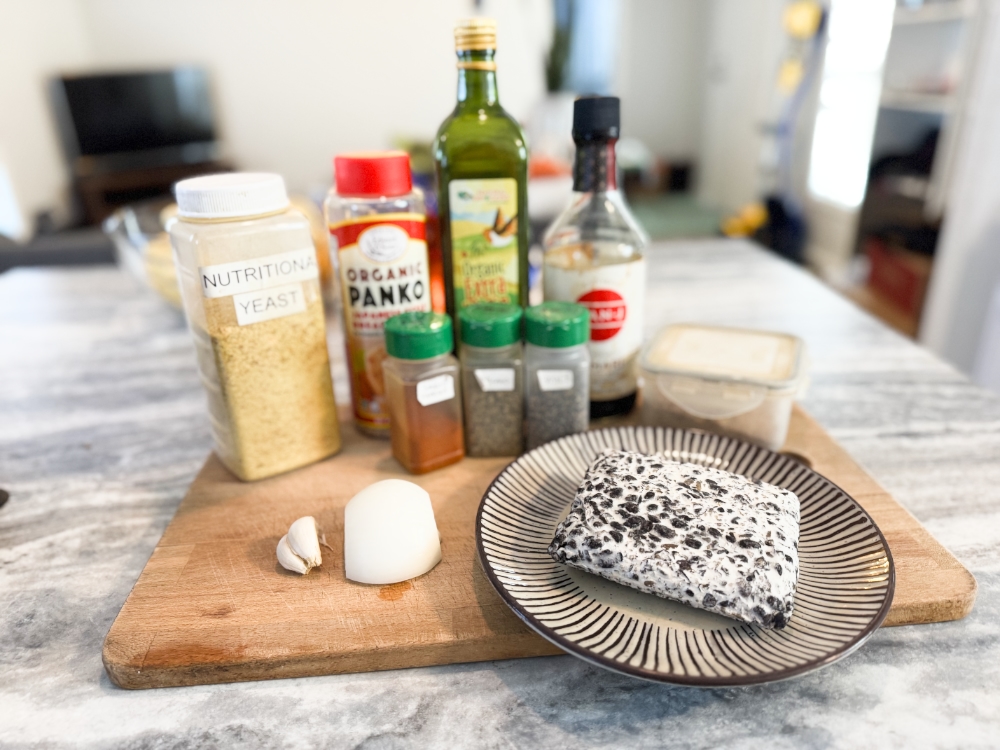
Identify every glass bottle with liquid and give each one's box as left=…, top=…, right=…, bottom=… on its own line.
left=434, top=17, right=530, bottom=317
left=542, top=96, right=648, bottom=419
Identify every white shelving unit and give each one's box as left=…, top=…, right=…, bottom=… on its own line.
left=877, top=0, right=984, bottom=219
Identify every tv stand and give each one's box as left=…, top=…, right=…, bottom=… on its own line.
left=75, top=160, right=231, bottom=225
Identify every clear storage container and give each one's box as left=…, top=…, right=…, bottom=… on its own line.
left=524, top=302, right=590, bottom=450
left=169, top=173, right=341, bottom=481
left=638, top=323, right=807, bottom=451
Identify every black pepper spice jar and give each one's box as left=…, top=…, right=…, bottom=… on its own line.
left=524, top=302, right=590, bottom=449
left=459, top=303, right=524, bottom=457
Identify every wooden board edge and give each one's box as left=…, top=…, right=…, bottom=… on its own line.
left=881, top=568, right=979, bottom=627
left=102, top=632, right=564, bottom=690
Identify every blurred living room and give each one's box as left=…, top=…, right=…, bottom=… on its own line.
left=1, top=0, right=999, bottom=392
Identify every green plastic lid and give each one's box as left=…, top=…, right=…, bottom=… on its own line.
left=525, top=302, right=589, bottom=348
left=384, top=312, right=453, bottom=360
left=458, top=303, right=523, bottom=348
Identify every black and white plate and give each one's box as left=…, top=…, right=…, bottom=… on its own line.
left=476, top=426, right=894, bottom=686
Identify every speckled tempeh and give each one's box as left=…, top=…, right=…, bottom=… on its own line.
left=548, top=450, right=800, bottom=628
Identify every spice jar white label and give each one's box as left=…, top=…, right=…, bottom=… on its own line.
left=199, top=247, right=319, bottom=299
left=474, top=368, right=516, bottom=392
left=416, top=375, right=456, bottom=406
left=233, top=282, right=308, bottom=326
left=537, top=369, right=574, bottom=391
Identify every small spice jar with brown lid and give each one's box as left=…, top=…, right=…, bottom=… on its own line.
left=383, top=312, right=464, bottom=473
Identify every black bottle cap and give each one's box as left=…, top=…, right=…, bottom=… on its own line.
left=573, top=96, right=620, bottom=140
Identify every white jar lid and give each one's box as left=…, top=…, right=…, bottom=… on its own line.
left=175, top=172, right=289, bottom=219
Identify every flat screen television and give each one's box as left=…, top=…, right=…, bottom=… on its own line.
left=52, top=68, right=217, bottom=168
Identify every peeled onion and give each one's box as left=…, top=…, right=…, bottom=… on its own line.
left=344, top=479, right=442, bottom=585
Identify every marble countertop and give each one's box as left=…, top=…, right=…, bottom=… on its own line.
left=2, top=239, right=998, bottom=749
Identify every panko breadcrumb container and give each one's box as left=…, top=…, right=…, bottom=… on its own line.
left=169, top=172, right=341, bottom=481
left=638, top=323, right=807, bottom=450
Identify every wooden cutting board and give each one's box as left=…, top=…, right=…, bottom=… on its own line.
left=103, top=406, right=977, bottom=689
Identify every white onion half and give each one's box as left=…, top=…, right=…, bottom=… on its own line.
left=344, top=479, right=442, bottom=585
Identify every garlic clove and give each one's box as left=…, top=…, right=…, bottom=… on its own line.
left=287, top=516, right=322, bottom=569
left=276, top=534, right=309, bottom=575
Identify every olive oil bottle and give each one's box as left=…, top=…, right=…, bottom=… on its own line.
left=434, top=18, right=529, bottom=316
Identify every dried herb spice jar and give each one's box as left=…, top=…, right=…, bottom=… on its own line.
left=169, top=173, right=341, bottom=481
left=383, top=312, right=464, bottom=473
left=458, top=303, right=524, bottom=457
left=524, top=302, right=590, bottom=449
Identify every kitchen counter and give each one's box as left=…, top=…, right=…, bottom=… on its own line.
left=2, top=239, right=998, bottom=749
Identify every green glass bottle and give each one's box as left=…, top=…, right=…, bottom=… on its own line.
left=434, top=18, right=530, bottom=317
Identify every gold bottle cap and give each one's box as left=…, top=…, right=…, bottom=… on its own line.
left=455, top=17, right=497, bottom=52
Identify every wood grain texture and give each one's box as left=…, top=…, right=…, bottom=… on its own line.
left=103, top=405, right=977, bottom=689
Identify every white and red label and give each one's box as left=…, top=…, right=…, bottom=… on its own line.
left=577, top=288, right=627, bottom=341
left=544, top=257, right=646, bottom=401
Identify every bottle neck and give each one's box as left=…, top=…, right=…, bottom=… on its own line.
left=456, top=50, right=499, bottom=108
left=572, top=138, right=618, bottom=193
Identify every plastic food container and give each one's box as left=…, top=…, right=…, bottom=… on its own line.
left=638, top=323, right=807, bottom=450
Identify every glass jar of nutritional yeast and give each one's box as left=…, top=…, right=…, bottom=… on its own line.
left=169, top=173, right=341, bottom=481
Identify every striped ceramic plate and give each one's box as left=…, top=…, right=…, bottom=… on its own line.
left=476, top=426, right=895, bottom=686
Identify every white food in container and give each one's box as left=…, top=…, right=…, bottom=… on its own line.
left=639, top=323, right=807, bottom=450
left=344, top=479, right=442, bottom=585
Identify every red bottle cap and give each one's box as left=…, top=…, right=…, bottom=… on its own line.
left=334, top=151, right=413, bottom=197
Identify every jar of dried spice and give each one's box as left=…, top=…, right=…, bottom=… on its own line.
left=458, top=303, right=524, bottom=457
left=170, top=173, right=341, bottom=481
left=524, top=301, right=590, bottom=449
left=383, top=312, right=464, bottom=473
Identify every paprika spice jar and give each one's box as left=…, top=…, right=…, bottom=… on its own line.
left=169, top=173, right=342, bottom=481
left=383, top=312, right=464, bottom=473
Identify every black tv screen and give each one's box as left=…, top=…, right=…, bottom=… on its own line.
left=57, top=68, right=216, bottom=156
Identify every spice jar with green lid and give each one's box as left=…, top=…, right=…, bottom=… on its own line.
left=459, top=303, right=524, bottom=457
left=383, top=312, right=464, bottom=473
left=169, top=172, right=341, bottom=481
left=524, top=301, right=590, bottom=449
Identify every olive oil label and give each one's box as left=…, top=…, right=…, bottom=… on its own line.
left=448, top=178, right=520, bottom=308
left=330, top=214, right=431, bottom=431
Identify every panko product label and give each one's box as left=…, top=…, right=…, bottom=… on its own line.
left=447, top=178, right=520, bottom=309
left=330, top=213, right=431, bottom=431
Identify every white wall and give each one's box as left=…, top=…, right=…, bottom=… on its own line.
left=921, top=0, right=1000, bottom=377
left=0, top=0, right=551, bottom=225
left=80, top=0, right=551, bottom=196
left=0, top=0, right=719, bottom=230
left=0, top=0, right=93, bottom=236
left=616, top=0, right=709, bottom=161
left=697, top=0, right=786, bottom=213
